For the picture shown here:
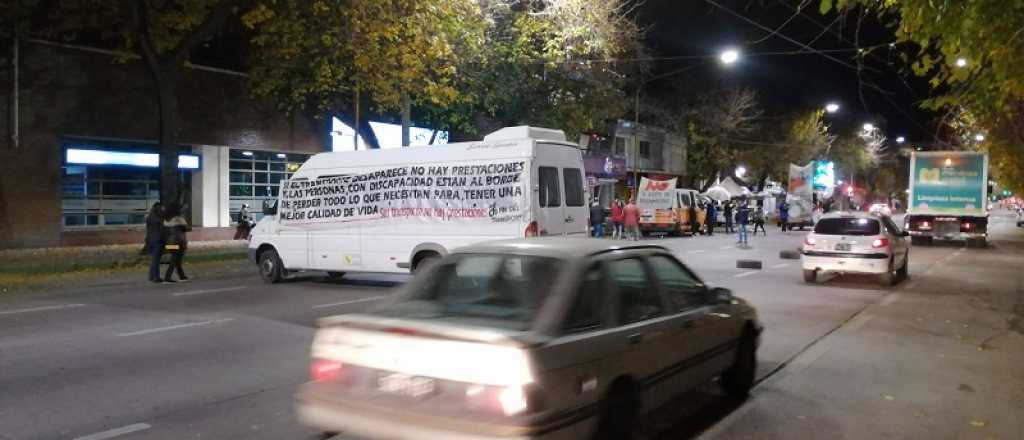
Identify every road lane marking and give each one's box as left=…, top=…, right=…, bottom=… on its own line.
left=74, top=423, right=151, bottom=440
left=313, top=296, right=387, bottom=309
left=171, top=286, right=247, bottom=297
left=719, top=245, right=735, bottom=250
left=0, top=303, right=86, bottom=317
left=686, top=249, right=706, bottom=254
left=733, top=271, right=759, bottom=278
left=771, top=263, right=789, bottom=269
left=117, top=318, right=234, bottom=337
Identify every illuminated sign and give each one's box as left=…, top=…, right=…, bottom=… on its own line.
left=66, top=148, right=200, bottom=169
left=813, top=161, right=835, bottom=189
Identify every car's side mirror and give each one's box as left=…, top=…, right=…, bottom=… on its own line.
left=262, top=199, right=278, bottom=216
left=709, top=287, right=733, bottom=304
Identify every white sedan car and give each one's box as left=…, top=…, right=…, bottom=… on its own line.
left=801, top=212, right=909, bottom=286
left=298, top=238, right=762, bottom=440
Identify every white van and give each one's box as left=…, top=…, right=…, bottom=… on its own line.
left=248, top=126, right=589, bottom=282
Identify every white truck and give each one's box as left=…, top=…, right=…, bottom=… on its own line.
left=248, top=126, right=589, bottom=282
left=905, top=151, right=989, bottom=247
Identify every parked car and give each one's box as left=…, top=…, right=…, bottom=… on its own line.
left=868, top=203, right=892, bottom=216
left=801, top=212, right=910, bottom=286
left=297, top=238, right=763, bottom=440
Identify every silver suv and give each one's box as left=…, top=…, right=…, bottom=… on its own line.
left=801, top=212, right=910, bottom=286
left=298, top=238, right=762, bottom=440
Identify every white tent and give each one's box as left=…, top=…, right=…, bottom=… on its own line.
left=704, top=186, right=732, bottom=201
left=720, top=177, right=752, bottom=197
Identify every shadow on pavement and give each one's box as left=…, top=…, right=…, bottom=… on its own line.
left=644, top=383, right=744, bottom=439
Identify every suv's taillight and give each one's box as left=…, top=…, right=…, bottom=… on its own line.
left=525, top=221, right=539, bottom=237
left=310, top=359, right=344, bottom=382
left=872, top=238, right=890, bottom=248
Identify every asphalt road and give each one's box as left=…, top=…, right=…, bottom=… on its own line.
left=1, top=211, right=1021, bottom=440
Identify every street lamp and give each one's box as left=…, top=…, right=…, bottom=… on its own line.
left=956, top=57, right=968, bottom=68
left=720, top=48, right=740, bottom=65
left=863, top=123, right=875, bottom=132
left=896, top=136, right=905, bottom=143
left=825, top=103, right=840, bottom=113
left=974, top=134, right=985, bottom=142
left=735, top=166, right=747, bottom=179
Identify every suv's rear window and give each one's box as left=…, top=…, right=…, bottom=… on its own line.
left=814, top=217, right=881, bottom=236
left=373, top=254, right=564, bottom=330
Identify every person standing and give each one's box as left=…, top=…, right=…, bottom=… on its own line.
left=753, top=205, right=767, bottom=235
left=589, top=199, right=606, bottom=238
left=610, top=199, right=625, bottom=239
left=234, top=203, right=253, bottom=240
left=723, top=201, right=734, bottom=233
left=162, top=203, right=191, bottom=283
left=705, top=202, right=717, bottom=236
left=688, top=203, right=699, bottom=236
left=624, top=198, right=641, bottom=241
left=145, top=202, right=165, bottom=284
left=736, top=202, right=750, bottom=246
left=778, top=200, right=790, bottom=232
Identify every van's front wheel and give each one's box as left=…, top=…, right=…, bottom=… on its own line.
left=259, top=249, right=284, bottom=283
left=412, top=252, right=441, bottom=274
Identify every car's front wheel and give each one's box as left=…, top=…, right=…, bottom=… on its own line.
left=721, top=328, right=757, bottom=399
left=802, top=269, right=817, bottom=283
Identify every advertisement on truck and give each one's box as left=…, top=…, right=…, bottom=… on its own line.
left=906, top=151, right=989, bottom=247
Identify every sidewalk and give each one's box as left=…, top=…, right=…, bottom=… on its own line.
left=698, top=224, right=1024, bottom=439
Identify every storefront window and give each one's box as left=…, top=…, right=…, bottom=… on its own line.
left=61, top=164, right=167, bottom=229
left=228, top=148, right=310, bottom=222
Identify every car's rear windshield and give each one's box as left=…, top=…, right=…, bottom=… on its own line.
left=371, top=254, right=564, bottom=330
left=814, top=217, right=881, bottom=236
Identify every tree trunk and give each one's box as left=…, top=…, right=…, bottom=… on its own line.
left=153, top=64, right=181, bottom=207
left=401, top=92, right=411, bottom=147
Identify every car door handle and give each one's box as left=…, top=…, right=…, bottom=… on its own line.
left=627, top=333, right=644, bottom=345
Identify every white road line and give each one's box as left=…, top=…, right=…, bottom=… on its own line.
left=74, top=423, right=152, bottom=440
left=0, top=303, right=86, bottom=317
left=117, top=318, right=234, bottom=337
left=171, top=286, right=247, bottom=297
left=719, top=245, right=735, bottom=250
left=771, top=263, right=789, bottom=269
left=686, top=249, right=706, bottom=254
left=733, top=271, right=759, bottom=278
left=312, top=296, right=386, bottom=309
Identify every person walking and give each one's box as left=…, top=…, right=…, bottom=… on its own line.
left=624, top=198, right=641, bottom=241
left=610, top=199, right=625, bottom=239
left=753, top=205, right=767, bottom=235
left=723, top=201, right=734, bottom=233
left=234, top=203, right=253, bottom=240
left=145, top=202, right=165, bottom=284
left=589, top=199, right=606, bottom=238
left=778, top=200, right=790, bottom=232
left=705, top=202, right=717, bottom=236
left=736, top=202, right=750, bottom=246
left=162, top=203, right=191, bottom=283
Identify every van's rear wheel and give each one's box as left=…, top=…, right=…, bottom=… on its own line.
left=258, top=249, right=284, bottom=284
left=412, top=252, right=441, bottom=274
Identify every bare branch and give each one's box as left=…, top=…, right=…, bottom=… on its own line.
left=170, top=0, right=239, bottom=64
left=132, top=0, right=160, bottom=71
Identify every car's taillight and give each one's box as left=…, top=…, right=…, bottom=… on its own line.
left=525, top=221, right=539, bottom=237
left=310, top=359, right=343, bottom=382
left=498, top=386, right=529, bottom=416
left=464, top=383, right=542, bottom=416
left=961, top=222, right=972, bottom=230
left=919, top=221, right=931, bottom=230
left=804, top=235, right=816, bottom=246
left=872, top=238, right=890, bottom=248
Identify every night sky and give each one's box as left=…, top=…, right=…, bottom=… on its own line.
left=637, top=0, right=937, bottom=144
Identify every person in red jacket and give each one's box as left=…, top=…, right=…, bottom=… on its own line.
left=610, top=198, right=625, bottom=239
left=624, top=198, right=641, bottom=241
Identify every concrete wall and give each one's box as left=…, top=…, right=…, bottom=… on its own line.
left=0, top=39, right=327, bottom=249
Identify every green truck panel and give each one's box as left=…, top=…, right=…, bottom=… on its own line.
left=909, top=152, right=988, bottom=217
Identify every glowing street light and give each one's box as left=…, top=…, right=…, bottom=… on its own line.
left=956, top=57, right=968, bottom=68
left=863, top=123, right=875, bottom=131
left=720, top=48, right=740, bottom=65
left=735, top=166, right=747, bottom=178
left=896, top=136, right=905, bottom=143
left=974, top=134, right=985, bottom=142
left=825, top=103, right=840, bottom=113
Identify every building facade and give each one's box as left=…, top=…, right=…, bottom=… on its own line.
left=0, top=39, right=327, bottom=249
left=580, top=120, right=687, bottom=205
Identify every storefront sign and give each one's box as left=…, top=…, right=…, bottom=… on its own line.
left=278, top=161, right=527, bottom=225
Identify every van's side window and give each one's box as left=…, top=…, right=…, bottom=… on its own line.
left=538, top=167, right=561, bottom=207
left=563, top=168, right=585, bottom=207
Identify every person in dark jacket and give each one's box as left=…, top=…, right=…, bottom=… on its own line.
left=162, top=203, right=191, bottom=283
left=735, top=202, right=751, bottom=246
left=589, top=199, right=607, bottom=238
left=688, top=203, right=699, bottom=235
left=778, top=200, right=790, bottom=232
left=145, top=202, right=164, bottom=283
left=705, top=202, right=717, bottom=236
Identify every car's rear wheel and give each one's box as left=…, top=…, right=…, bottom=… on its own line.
left=897, top=252, right=909, bottom=280
left=721, top=328, right=757, bottom=399
left=593, top=381, right=639, bottom=440
left=802, top=269, right=817, bottom=283
left=878, top=258, right=896, bottom=287
left=258, top=249, right=284, bottom=284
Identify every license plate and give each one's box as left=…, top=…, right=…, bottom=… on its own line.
left=835, top=243, right=851, bottom=251
left=377, top=373, right=436, bottom=398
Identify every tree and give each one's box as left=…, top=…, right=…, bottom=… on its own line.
left=682, top=88, right=763, bottom=190
left=746, top=110, right=835, bottom=189
left=823, top=0, right=1024, bottom=192
left=30, top=0, right=247, bottom=206
left=242, top=0, right=485, bottom=149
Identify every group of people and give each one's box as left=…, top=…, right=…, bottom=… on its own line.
left=590, top=198, right=643, bottom=240
left=144, top=202, right=192, bottom=284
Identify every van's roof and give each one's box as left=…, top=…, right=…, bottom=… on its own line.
left=294, top=127, right=576, bottom=178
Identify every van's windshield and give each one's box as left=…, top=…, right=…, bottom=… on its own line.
left=371, top=254, right=564, bottom=330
